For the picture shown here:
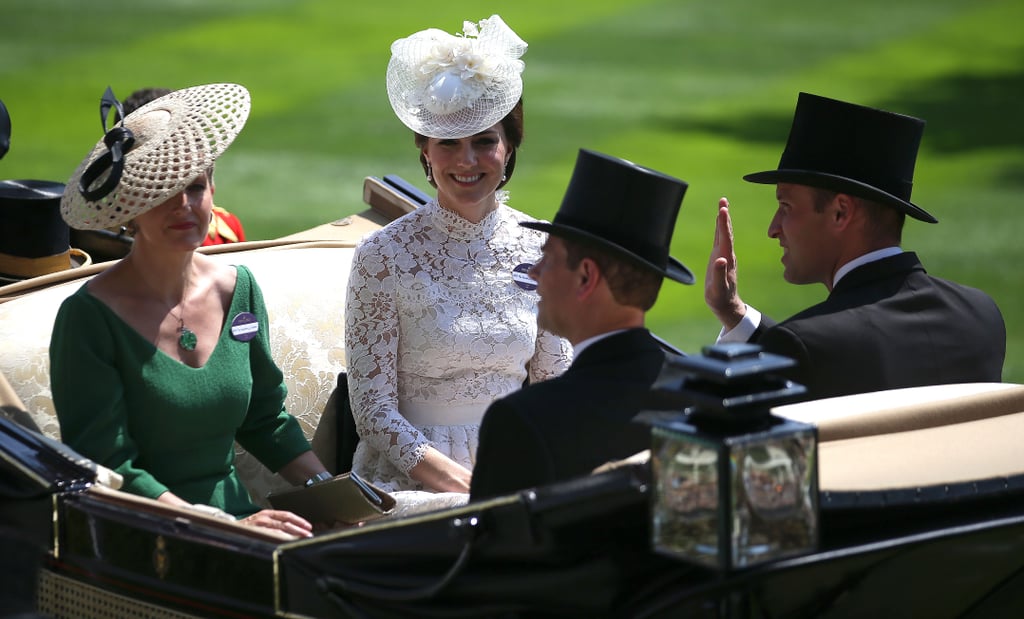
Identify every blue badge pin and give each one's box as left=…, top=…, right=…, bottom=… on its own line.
left=512, top=263, right=537, bottom=291
left=230, top=312, right=259, bottom=341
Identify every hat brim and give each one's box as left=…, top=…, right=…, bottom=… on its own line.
left=743, top=169, right=937, bottom=224
left=62, top=83, right=250, bottom=231
left=0, top=246, right=91, bottom=284
left=521, top=221, right=694, bottom=285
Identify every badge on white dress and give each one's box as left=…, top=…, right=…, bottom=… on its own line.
left=512, top=263, right=537, bottom=291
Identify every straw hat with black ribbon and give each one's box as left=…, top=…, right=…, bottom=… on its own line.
left=61, top=83, right=251, bottom=231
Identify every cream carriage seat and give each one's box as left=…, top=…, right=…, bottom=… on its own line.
left=596, top=382, right=1024, bottom=493
left=773, top=382, right=1024, bottom=492
left=0, top=242, right=357, bottom=506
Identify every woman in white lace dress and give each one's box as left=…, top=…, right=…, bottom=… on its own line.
left=344, top=15, right=572, bottom=494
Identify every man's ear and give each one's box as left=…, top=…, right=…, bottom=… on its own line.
left=576, top=258, right=602, bottom=299
left=832, top=193, right=856, bottom=230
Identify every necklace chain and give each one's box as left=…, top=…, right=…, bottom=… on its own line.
left=170, top=306, right=197, bottom=351
left=132, top=259, right=197, bottom=351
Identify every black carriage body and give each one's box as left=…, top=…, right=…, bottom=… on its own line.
left=52, top=491, right=281, bottom=618
left=7, top=413, right=1024, bottom=618
left=275, top=465, right=1024, bottom=618
left=1, top=416, right=283, bottom=618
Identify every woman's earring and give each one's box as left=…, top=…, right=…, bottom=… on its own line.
left=501, top=167, right=508, bottom=182
left=426, top=163, right=433, bottom=182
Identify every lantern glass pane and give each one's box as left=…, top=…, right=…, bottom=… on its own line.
left=651, top=429, right=722, bottom=568
left=731, top=429, right=818, bottom=568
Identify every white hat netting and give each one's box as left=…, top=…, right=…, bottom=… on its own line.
left=386, top=15, right=527, bottom=139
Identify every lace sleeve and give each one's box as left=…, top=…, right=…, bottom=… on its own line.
left=344, top=239, right=429, bottom=474
left=527, top=326, right=572, bottom=384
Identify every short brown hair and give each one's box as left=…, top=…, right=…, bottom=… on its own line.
left=415, top=98, right=524, bottom=190
left=562, top=237, right=663, bottom=311
left=812, top=188, right=904, bottom=243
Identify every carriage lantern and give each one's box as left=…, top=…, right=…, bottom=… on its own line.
left=643, top=343, right=818, bottom=571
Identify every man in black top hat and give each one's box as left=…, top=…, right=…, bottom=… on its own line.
left=706, top=92, right=1005, bottom=401
left=470, top=149, right=692, bottom=500
left=0, top=99, right=90, bottom=285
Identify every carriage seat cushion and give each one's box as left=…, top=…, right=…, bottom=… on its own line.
left=0, top=245, right=355, bottom=507
left=774, top=382, right=1024, bottom=492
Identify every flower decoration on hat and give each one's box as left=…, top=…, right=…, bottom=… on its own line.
left=61, top=83, right=250, bottom=230
left=387, top=15, right=527, bottom=139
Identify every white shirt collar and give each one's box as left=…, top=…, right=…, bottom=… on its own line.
left=833, top=246, right=903, bottom=287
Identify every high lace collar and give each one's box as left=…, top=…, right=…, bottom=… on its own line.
left=426, top=195, right=508, bottom=241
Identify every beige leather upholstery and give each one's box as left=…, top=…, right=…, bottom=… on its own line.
left=774, top=383, right=1024, bottom=492
left=595, top=382, right=1024, bottom=493
left=0, top=242, right=358, bottom=506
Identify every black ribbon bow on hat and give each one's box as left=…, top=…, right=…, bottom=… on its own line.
left=0, top=98, right=11, bottom=160
left=78, top=86, right=135, bottom=201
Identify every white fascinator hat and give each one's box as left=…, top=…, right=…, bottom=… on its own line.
left=386, top=15, right=527, bottom=139
left=61, top=83, right=250, bottom=230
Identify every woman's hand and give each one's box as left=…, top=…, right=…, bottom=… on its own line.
left=409, top=447, right=472, bottom=493
left=241, top=509, right=314, bottom=538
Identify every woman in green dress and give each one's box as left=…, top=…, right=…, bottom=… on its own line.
left=49, top=83, right=330, bottom=539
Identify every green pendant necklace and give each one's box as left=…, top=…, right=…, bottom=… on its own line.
left=129, top=258, right=197, bottom=352
left=168, top=283, right=196, bottom=352
left=175, top=318, right=198, bottom=351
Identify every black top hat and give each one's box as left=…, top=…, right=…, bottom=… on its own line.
left=0, top=99, right=10, bottom=160
left=521, top=149, right=693, bottom=284
left=744, top=92, right=936, bottom=223
left=0, top=180, right=90, bottom=283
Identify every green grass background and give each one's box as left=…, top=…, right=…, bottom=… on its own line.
left=3, top=0, right=1021, bottom=382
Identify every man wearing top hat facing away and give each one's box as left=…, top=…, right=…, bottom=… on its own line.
left=706, top=92, right=1005, bottom=402
left=0, top=98, right=91, bottom=287
left=470, top=149, right=693, bottom=500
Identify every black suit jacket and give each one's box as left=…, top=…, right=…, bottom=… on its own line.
left=470, top=329, right=665, bottom=501
left=753, top=252, right=1005, bottom=401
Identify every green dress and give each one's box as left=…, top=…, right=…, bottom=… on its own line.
left=49, top=265, right=311, bottom=517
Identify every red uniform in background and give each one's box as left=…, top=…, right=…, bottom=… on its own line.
left=203, top=205, right=246, bottom=246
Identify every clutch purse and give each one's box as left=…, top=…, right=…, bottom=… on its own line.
left=267, top=472, right=396, bottom=525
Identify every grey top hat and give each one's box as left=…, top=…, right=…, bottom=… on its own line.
left=521, top=149, right=693, bottom=284
left=744, top=92, right=936, bottom=223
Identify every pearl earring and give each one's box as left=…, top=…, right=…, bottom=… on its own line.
left=426, top=163, right=433, bottom=182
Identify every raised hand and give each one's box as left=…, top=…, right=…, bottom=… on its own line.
left=704, top=198, right=746, bottom=330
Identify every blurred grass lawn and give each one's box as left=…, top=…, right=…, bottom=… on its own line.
left=3, top=0, right=1021, bottom=382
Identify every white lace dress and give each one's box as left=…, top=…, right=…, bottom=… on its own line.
left=344, top=198, right=572, bottom=492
